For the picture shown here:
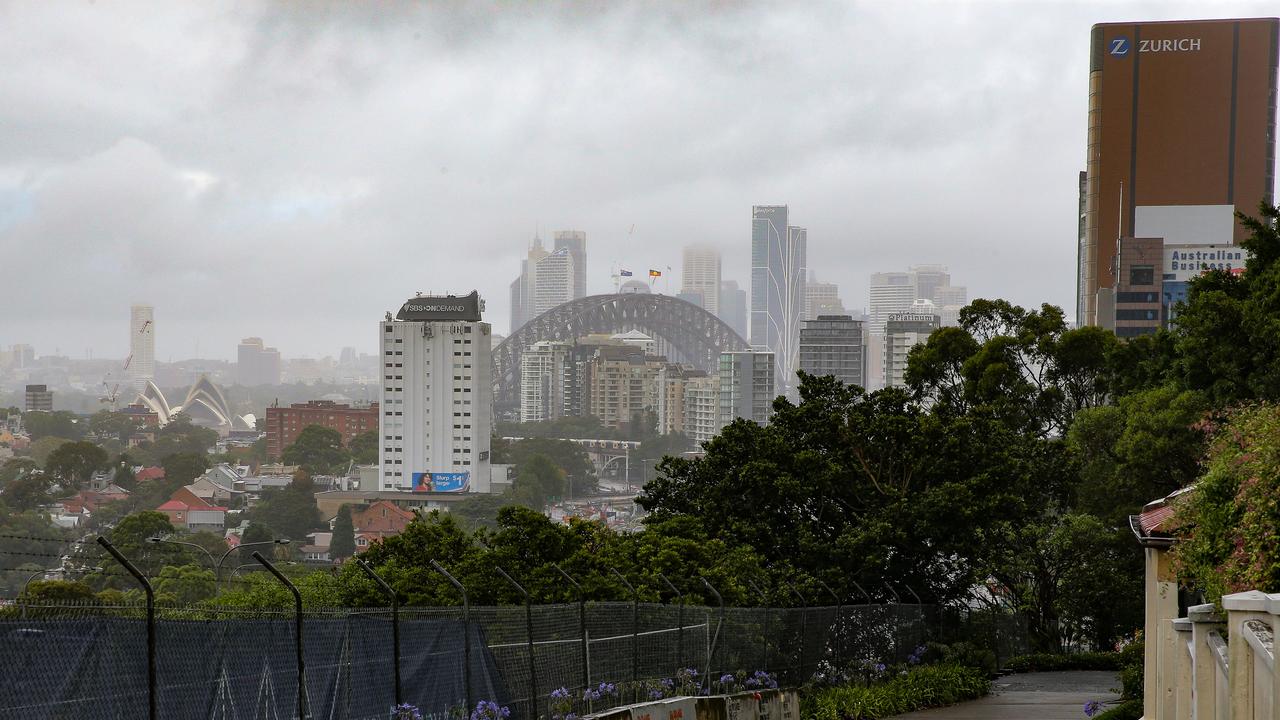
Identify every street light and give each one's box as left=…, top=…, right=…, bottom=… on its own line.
left=149, top=534, right=289, bottom=593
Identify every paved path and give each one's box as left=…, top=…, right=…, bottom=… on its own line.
left=888, top=671, right=1121, bottom=719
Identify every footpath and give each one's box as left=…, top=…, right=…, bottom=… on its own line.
left=888, top=670, right=1121, bottom=719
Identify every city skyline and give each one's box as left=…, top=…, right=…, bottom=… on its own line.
left=3, top=2, right=1279, bottom=361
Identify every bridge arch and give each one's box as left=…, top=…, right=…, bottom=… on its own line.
left=493, top=293, right=748, bottom=407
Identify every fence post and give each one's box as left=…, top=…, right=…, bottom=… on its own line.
left=659, top=573, right=684, bottom=672
left=900, top=583, right=924, bottom=649
left=431, top=559, right=473, bottom=714
left=496, top=566, right=538, bottom=720
left=356, top=559, right=401, bottom=708
left=701, top=577, right=724, bottom=692
left=98, top=536, right=157, bottom=720
left=747, top=579, right=771, bottom=673
left=817, top=579, right=842, bottom=672
left=252, top=551, right=307, bottom=720
left=611, top=569, right=639, bottom=686
left=787, top=585, right=808, bottom=684
left=553, top=564, right=589, bottom=692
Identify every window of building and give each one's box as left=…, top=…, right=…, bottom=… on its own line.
left=1116, top=292, right=1159, bottom=303
left=1116, top=309, right=1159, bottom=321
left=1129, top=266, right=1155, bottom=286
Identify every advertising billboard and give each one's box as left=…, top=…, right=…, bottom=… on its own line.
left=1163, top=245, right=1245, bottom=281
left=412, top=472, right=470, bottom=493
left=396, top=291, right=482, bottom=322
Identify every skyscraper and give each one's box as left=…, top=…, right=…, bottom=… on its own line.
left=719, top=280, right=748, bottom=339
left=718, top=350, right=776, bottom=428
left=1079, top=18, right=1279, bottom=327
left=803, top=279, right=845, bottom=321
left=553, top=230, right=588, bottom=299
left=520, top=341, right=571, bottom=423
left=532, top=248, right=576, bottom=318
left=510, top=237, right=549, bottom=332
left=868, top=272, right=916, bottom=336
left=129, top=304, right=155, bottom=391
left=238, top=337, right=282, bottom=386
left=681, top=246, right=722, bottom=315
left=884, top=305, right=941, bottom=389
left=799, top=315, right=865, bottom=388
left=750, top=205, right=806, bottom=396
left=379, top=291, right=492, bottom=492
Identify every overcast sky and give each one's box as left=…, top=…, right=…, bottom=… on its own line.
left=2, top=1, right=1277, bottom=361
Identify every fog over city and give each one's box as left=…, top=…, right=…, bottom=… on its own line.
left=2, top=0, right=1276, bottom=360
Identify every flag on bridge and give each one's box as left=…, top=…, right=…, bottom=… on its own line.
left=619, top=269, right=633, bottom=277
left=649, top=269, right=662, bottom=277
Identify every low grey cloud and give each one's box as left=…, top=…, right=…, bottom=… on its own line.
left=2, top=1, right=1276, bottom=360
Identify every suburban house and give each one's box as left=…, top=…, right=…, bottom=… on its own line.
left=156, top=487, right=227, bottom=533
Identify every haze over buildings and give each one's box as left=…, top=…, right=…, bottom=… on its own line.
left=11, top=4, right=1277, bottom=361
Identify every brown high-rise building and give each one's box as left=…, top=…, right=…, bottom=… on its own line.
left=264, top=400, right=379, bottom=460
left=1079, top=18, right=1278, bottom=327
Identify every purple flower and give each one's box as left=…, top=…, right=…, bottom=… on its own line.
left=874, top=663, right=886, bottom=673
left=720, top=674, right=736, bottom=684
left=1084, top=700, right=1104, bottom=717
left=395, top=704, right=424, bottom=720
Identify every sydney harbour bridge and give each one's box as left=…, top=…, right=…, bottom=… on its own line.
left=492, top=293, right=748, bottom=410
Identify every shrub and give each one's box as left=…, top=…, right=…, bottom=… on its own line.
left=801, top=664, right=989, bottom=720
left=1093, top=699, right=1142, bottom=720
left=1005, top=651, right=1122, bottom=673
left=1169, top=405, right=1280, bottom=602
left=940, top=642, right=997, bottom=676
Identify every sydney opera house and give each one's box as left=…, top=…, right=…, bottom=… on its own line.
left=134, top=375, right=256, bottom=432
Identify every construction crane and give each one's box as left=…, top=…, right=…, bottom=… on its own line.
left=98, top=320, right=147, bottom=410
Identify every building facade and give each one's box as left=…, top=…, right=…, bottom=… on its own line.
left=237, top=337, right=282, bottom=386
left=510, top=237, right=549, bottom=332
left=799, top=316, right=866, bottom=388
left=532, top=248, right=576, bottom=319
left=682, top=374, right=720, bottom=445
left=129, top=304, right=155, bottom=391
left=719, top=280, right=748, bottom=340
left=718, top=350, right=775, bottom=427
left=803, top=280, right=845, bottom=321
left=379, top=292, right=492, bottom=492
left=553, top=230, right=588, bottom=300
left=884, top=310, right=940, bottom=389
left=681, top=246, right=722, bottom=316
left=750, top=206, right=806, bottom=397
left=520, top=341, right=571, bottom=423
left=264, top=400, right=380, bottom=460
left=1079, top=18, right=1279, bottom=327
left=584, top=344, right=658, bottom=432
left=24, top=384, right=53, bottom=412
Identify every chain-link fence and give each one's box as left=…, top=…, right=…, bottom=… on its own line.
left=0, top=596, right=1014, bottom=720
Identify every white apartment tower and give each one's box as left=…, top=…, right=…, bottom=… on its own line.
left=532, top=248, right=576, bottom=318
left=379, top=292, right=492, bottom=492
left=129, top=304, right=155, bottom=391
left=884, top=303, right=941, bottom=389
left=680, top=247, right=722, bottom=316
left=520, top=341, right=571, bottom=423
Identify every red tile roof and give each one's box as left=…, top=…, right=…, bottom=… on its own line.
left=136, top=467, right=166, bottom=482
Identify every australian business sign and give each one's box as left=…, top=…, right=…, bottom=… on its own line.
left=1164, top=245, right=1245, bottom=282
left=396, top=290, right=482, bottom=322
left=412, top=472, right=469, bottom=493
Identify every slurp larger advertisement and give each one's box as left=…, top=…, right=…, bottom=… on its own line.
left=412, top=472, right=469, bottom=492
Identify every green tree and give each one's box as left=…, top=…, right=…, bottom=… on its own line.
left=28, top=437, right=71, bottom=467
left=449, top=493, right=512, bottom=531
left=504, top=438, right=595, bottom=495
left=44, top=441, right=109, bottom=488
left=0, top=472, right=52, bottom=511
left=330, top=505, right=355, bottom=560
left=154, top=564, right=217, bottom=604
left=22, top=411, right=84, bottom=441
left=0, top=457, right=40, bottom=488
left=348, top=430, right=378, bottom=465
left=98, top=511, right=191, bottom=582
left=21, top=579, right=96, bottom=604
left=282, top=425, right=349, bottom=474
left=634, top=432, right=694, bottom=487
left=161, top=452, right=210, bottom=486
left=1172, top=202, right=1280, bottom=404
left=87, top=410, right=142, bottom=444
left=251, top=486, right=322, bottom=541
left=239, top=522, right=279, bottom=564
left=510, top=454, right=566, bottom=508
